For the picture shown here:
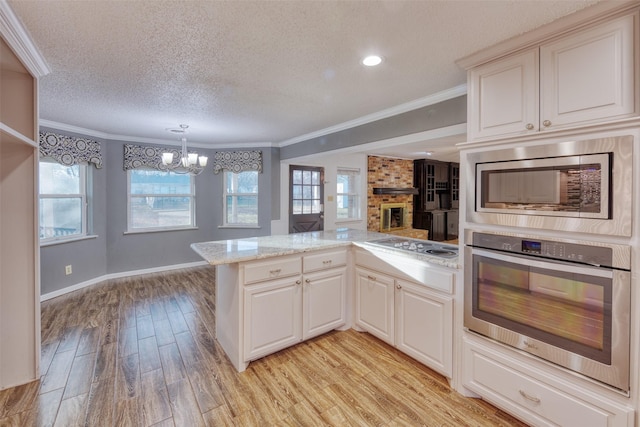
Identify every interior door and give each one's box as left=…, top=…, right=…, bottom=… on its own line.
left=289, top=165, right=324, bottom=233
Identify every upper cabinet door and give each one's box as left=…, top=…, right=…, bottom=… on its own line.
left=540, top=13, right=637, bottom=130
left=468, top=48, right=539, bottom=140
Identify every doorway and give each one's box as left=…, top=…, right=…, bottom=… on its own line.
left=289, top=165, right=324, bottom=233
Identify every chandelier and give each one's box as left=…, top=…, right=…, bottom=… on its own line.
left=161, top=124, right=208, bottom=175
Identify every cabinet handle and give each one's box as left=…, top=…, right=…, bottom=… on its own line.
left=518, top=390, right=541, bottom=404
left=525, top=123, right=534, bottom=130
left=322, top=260, right=332, bottom=265
left=295, top=280, right=301, bottom=285
left=269, top=268, right=282, bottom=274
left=367, top=275, right=376, bottom=281
left=305, top=278, right=311, bottom=284
left=542, top=120, right=552, bottom=127
left=396, top=284, right=402, bottom=289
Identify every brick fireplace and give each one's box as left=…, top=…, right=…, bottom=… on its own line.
left=367, top=155, right=428, bottom=239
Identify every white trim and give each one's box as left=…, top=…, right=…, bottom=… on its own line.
left=40, top=234, right=98, bottom=247
left=278, top=84, right=467, bottom=147
left=0, top=0, right=50, bottom=77
left=40, top=260, right=208, bottom=301
left=39, top=120, right=274, bottom=149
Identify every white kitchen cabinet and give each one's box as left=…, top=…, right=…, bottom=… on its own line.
left=354, top=249, right=454, bottom=378
left=468, top=11, right=637, bottom=141
left=0, top=34, right=40, bottom=389
left=469, top=49, right=539, bottom=140
left=462, top=334, right=634, bottom=427
left=303, top=266, right=347, bottom=340
left=355, top=267, right=395, bottom=345
left=395, top=279, right=452, bottom=377
left=241, top=249, right=348, bottom=364
left=244, top=276, right=302, bottom=361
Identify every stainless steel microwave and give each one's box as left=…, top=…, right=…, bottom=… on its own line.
left=465, top=135, right=633, bottom=236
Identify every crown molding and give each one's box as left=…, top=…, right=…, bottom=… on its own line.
left=277, top=84, right=467, bottom=147
left=0, top=0, right=50, bottom=77
left=39, top=119, right=275, bottom=149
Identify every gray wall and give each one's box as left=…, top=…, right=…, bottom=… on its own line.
left=40, top=130, right=276, bottom=295
left=280, top=95, right=466, bottom=159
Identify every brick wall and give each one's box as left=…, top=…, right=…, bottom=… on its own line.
left=367, top=156, right=427, bottom=239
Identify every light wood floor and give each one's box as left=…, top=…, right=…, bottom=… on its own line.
left=0, top=266, right=528, bottom=426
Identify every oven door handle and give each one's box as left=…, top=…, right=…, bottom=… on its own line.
left=470, top=248, right=613, bottom=279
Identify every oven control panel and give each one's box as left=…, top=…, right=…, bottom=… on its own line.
left=471, top=232, right=613, bottom=267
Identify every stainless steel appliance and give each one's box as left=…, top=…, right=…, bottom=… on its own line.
left=465, top=135, right=633, bottom=236
left=464, top=230, right=631, bottom=391
left=366, top=237, right=459, bottom=258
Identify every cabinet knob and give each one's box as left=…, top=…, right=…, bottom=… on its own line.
left=305, top=278, right=311, bottom=284
left=396, top=284, right=402, bottom=289
left=295, top=280, right=301, bottom=285
left=542, top=120, right=552, bottom=127
left=525, top=123, right=534, bottom=130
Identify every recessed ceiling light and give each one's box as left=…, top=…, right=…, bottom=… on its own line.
left=362, top=55, right=383, bottom=66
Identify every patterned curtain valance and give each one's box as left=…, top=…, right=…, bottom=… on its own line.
left=39, top=131, right=103, bottom=168
left=213, top=150, right=262, bottom=174
left=123, top=144, right=197, bottom=171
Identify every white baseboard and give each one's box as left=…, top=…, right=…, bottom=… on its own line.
left=40, top=260, right=208, bottom=302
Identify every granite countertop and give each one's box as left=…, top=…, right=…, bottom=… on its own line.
left=191, top=228, right=459, bottom=269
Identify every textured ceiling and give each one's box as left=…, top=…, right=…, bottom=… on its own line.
left=8, top=0, right=599, bottom=152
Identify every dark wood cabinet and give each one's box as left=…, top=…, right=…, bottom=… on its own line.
left=413, top=160, right=460, bottom=241
left=450, top=163, right=460, bottom=209
left=446, top=209, right=459, bottom=240
left=413, top=160, right=437, bottom=211
left=431, top=211, right=446, bottom=241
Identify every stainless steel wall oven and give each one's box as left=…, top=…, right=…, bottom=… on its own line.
left=465, top=135, right=633, bottom=236
left=464, top=230, right=631, bottom=391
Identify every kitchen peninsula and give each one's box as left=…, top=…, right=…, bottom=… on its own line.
left=192, top=228, right=459, bottom=374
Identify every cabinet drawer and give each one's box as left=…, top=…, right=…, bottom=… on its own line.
left=303, top=249, right=347, bottom=273
left=463, top=337, right=633, bottom=427
left=243, top=256, right=301, bottom=285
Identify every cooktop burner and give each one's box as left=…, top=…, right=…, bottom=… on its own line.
left=366, top=237, right=459, bottom=258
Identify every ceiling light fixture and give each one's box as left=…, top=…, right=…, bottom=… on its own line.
left=362, top=55, right=383, bottom=66
left=161, top=124, right=208, bottom=175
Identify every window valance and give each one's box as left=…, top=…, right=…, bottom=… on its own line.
left=39, top=131, right=103, bottom=168
left=123, top=144, right=196, bottom=171
left=213, top=150, right=262, bottom=174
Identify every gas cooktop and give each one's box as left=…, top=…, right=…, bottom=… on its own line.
left=365, top=237, right=459, bottom=258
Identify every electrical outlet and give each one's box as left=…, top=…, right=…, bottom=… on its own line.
left=65, top=265, right=72, bottom=275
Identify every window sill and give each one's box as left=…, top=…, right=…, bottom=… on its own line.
left=40, top=234, right=98, bottom=247
left=124, top=226, right=199, bottom=235
left=218, top=225, right=261, bottom=229
left=335, top=219, right=363, bottom=224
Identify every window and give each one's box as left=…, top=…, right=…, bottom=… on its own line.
left=128, top=169, right=195, bottom=231
left=224, top=171, right=258, bottom=226
left=39, top=161, right=88, bottom=242
left=336, top=168, right=361, bottom=220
